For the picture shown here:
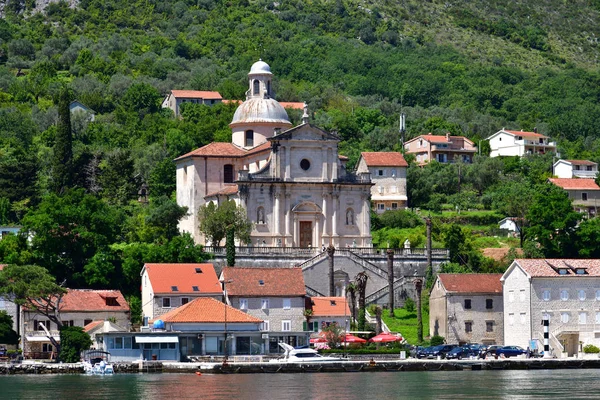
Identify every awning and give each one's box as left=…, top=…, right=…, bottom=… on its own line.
left=26, top=336, right=60, bottom=342
left=135, top=336, right=179, bottom=344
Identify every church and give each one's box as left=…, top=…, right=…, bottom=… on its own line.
left=176, top=60, right=373, bottom=248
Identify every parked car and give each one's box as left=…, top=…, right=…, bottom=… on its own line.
left=496, top=346, right=526, bottom=358
left=446, top=346, right=478, bottom=360
left=410, top=346, right=425, bottom=358
left=416, top=346, right=432, bottom=359
left=479, top=345, right=502, bottom=359
left=426, top=344, right=457, bottom=359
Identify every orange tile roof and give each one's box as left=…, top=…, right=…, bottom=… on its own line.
left=549, top=178, right=600, bottom=190
left=513, top=259, right=600, bottom=277
left=176, top=142, right=247, bottom=160
left=153, top=297, right=262, bottom=324
left=171, top=90, right=222, bottom=100
left=245, top=141, right=271, bottom=156
left=566, top=160, right=597, bottom=166
left=205, top=185, right=239, bottom=198
left=279, top=102, right=305, bottom=110
left=438, top=274, right=503, bottom=294
left=144, top=263, right=222, bottom=295
left=309, top=297, right=350, bottom=317
left=59, top=289, right=130, bottom=312
left=222, top=267, right=306, bottom=297
left=361, top=152, right=408, bottom=167
left=83, top=320, right=104, bottom=333
left=221, top=99, right=242, bottom=105
left=504, top=130, right=548, bottom=139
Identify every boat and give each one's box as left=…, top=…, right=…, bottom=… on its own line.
left=82, top=350, right=115, bottom=375
left=269, top=343, right=343, bottom=363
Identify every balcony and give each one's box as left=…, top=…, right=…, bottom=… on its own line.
left=573, top=170, right=598, bottom=178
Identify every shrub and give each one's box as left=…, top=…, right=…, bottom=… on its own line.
left=583, top=344, right=600, bottom=354
left=430, top=335, right=445, bottom=346
left=403, top=297, right=416, bottom=313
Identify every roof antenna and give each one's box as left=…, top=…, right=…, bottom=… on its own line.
left=302, top=102, right=309, bottom=124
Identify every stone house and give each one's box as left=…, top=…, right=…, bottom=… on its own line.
left=105, top=297, right=263, bottom=361
left=403, top=133, right=477, bottom=165
left=305, top=296, right=350, bottom=333
left=502, top=259, right=600, bottom=358
left=487, top=129, right=556, bottom=157
left=548, top=178, right=600, bottom=217
left=21, top=289, right=130, bottom=356
left=356, top=152, right=408, bottom=212
left=553, top=159, right=599, bottom=179
left=221, top=267, right=310, bottom=353
left=429, top=274, right=504, bottom=345
left=161, top=90, right=223, bottom=117
left=141, top=263, right=223, bottom=323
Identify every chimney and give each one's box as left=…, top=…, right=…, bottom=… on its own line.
left=446, top=133, right=450, bottom=141
left=533, top=127, right=537, bottom=133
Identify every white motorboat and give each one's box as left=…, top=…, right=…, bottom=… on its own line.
left=82, top=350, right=114, bottom=374
left=269, top=343, right=343, bottom=363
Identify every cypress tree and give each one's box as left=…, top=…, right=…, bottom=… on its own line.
left=226, top=225, right=235, bottom=267
left=52, top=86, right=74, bottom=193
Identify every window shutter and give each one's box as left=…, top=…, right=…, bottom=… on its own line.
left=303, top=321, right=307, bottom=331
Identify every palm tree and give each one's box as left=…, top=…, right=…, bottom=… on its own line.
left=355, top=272, right=368, bottom=331
left=414, top=278, right=424, bottom=343
left=346, top=283, right=357, bottom=324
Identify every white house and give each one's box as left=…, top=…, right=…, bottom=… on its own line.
left=548, top=178, right=600, bottom=217
left=141, top=263, right=222, bottom=323
left=487, top=129, right=556, bottom=157
left=69, top=100, right=95, bottom=121
left=356, top=152, right=408, bottom=212
left=553, top=159, right=599, bottom=179
left=501, top=259, right=600, bottom=358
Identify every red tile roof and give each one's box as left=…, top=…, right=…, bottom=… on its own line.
left=245, top=141, right=271, bottom=156
left=437, top=274, right=502, bottom=294
left=175, top=142, right=247, bottom=160
left=566, top=160, right=598, bottom=166
left=83, top=320, right=104, bottom=333
left=361, top=152, right=408, bottom=167
left=171, top=90, right=222, bottom=100
left=309, top=297, right=350, bottom=317
left=144, top=263, right=222, bottom=295
left=513, top=259, right=600, bottom=277
left=222, top=267, right=306, bottom=297
left=504, top=130, right=548, bottom=139
left=205, top=185, right=239, bottom=198
left=153, top=297, right=262, bottom=324
left=279, top=102, right=305, bottom=110
left=549, top=178, right=600, bottom=190
left=59, top=289, right=130, bottom=312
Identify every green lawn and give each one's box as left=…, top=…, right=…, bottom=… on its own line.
left=382, top=308, right=430, bottom=346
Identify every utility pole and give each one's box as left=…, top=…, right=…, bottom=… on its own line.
left=399, top=111, right=406, bottom=153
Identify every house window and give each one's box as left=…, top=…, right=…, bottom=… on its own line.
left=261, top=299, right=269, bottom=310
left=345, top=209, right=354, bottom=225
left=378, top=169, right=384, bottom=176
left=253, top=80, right=260, bottom=95
left=543, top=312, right=551, bottom=322
left=66, top=320, right=74, bottom=327
left=84, top=319, right=93, bottom=326
left=561, top=312, right=569, bottom=323
left=596, top=290, right=600, bottom=301
left=224, top=164, right=234, bottom=183
left=192, top=286, right=199, bottom=292
left=282, top=320, right=291, bottom=332
left=542, top=290, right=550, bottom=301
left=283, top=298, right=291, bottom=310
left=390, top=186, right=397, bottom=193
left=519, top=289, right=525, bottom=301
left=464, top=299, right=471, bottom=309
left=579, top=290, right=586, bottom=301
left=464, top=321, right=472, bottom=333
left=508, top=290, right=515, bottom=302
left=239, top=298, right=248, bottom=310
left=245, top=130, right=254, bottom=147
left=486, top=321, right=494, bottom=332
left=181, top=298, right=189, bottom=305
left=377, top=203, right=385, bottom=211
left=261, top=320, right=270, bottom=331
left=391, top=203, right=398, bottom=210
left=560, top=289, right=569, bottom=301
left=300, top=159, right=311, bottom=171
left=486, top=299, right=493, bottom=309
left=582, top=193, right=588, bottom=201
left=257, top=207, right=265, bottom=224
left=162, top=298, right=171, bottom=308
left=587, top=166, right=593, bottom=171
left=579, top=312, right=587, bottom=324
left=508, top=313, right=514, bottom=325
left=520, top=312, right=526, bottom=324
left=596, top=312, right=600, bottom=324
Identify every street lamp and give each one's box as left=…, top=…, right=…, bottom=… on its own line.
left=220, top=278, right=234, bottom=363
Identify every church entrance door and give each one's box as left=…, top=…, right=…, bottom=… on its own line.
left=299, top=221, right=312, bottom=248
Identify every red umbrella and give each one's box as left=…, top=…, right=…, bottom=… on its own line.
left=369, top=333, right=403, bottom=343
left=310, top=336, right=328, bottom=344
left=343, top=334, right=367, bottom=343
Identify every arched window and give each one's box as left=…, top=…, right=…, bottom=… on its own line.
left=267, top=81, right=271, bottom=96
left=253, top=80, right=260, bottom=95
left=257, top=207, right=265, bottom=224
left=346, top=209, right=355, bottom=225
left=245, top=130, right=254, bottom=147
left=223, top=164, right=234, bottom=183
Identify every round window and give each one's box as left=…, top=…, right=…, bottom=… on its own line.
left=300, top=159, right=310, bottom=171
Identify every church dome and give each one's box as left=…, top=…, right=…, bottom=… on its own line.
left=231, top=98, right=291, bottom=125
left=250, top=60, right=272, bottom=75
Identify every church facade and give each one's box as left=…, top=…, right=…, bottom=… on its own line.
left=176, top=60, right=373, bottom=248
